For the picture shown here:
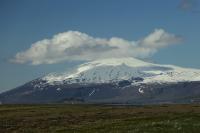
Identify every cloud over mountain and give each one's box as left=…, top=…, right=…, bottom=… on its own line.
left=10, top=29, right=182, bottom=65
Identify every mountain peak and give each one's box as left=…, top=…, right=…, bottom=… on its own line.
left=83, top=57, right=152, bottom=67
left=42, top=57, right=200, bottom=85
left=43, top=57, right=153, bottom=83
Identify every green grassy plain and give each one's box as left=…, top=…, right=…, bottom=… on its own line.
left=1, top=104, right=200, bottom=133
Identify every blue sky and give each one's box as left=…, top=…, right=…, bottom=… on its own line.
left=0, top=0, right=200, bottom=92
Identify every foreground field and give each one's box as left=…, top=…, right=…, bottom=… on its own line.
left=1, top=104, right=200, bottom=133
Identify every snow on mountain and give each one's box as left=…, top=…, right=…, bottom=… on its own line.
left=2, top=57, right=200, bottom=104
left=42, top=57, right=200, bottom=85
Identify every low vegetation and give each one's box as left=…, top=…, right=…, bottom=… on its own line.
left=1, top=104, right=200, bottom=133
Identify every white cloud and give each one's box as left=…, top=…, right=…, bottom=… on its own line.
left=10, top=29, right=182, bottom=65
left=138, top=29, right=182, bottom=48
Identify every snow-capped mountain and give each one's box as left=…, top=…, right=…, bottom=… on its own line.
left=43, top=57, right=200, bottom=84
left=1, top=57, right=200, bottom=104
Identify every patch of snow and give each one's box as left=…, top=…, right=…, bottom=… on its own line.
left=56, top=88, right=61, bottom=91
left=89, top=89, right=95, bottom=96
left=138, top=88, right=144, bottom=94
left=34, top=84, right=40, bottom=88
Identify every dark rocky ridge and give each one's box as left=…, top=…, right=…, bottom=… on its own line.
left=1, top=78, right=200, bottom=104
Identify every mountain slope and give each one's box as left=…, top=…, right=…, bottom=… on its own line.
left=1, top=57, right=200, bottom=104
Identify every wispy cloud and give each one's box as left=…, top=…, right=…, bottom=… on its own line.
left=10, top=29, right=182, bottom=65
left=179, top=0, right=199, bottom=12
